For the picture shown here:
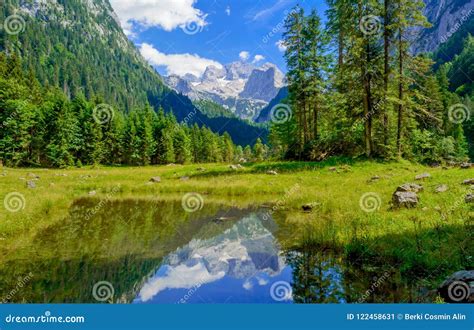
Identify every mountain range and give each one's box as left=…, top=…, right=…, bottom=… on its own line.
left=165, top=61, right=286, bottom=120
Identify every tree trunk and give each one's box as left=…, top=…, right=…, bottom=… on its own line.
left=397, top=30, right=403, bottom=157
left=383, top=0, right=390, bottom=149
left=363, top=44, right=373, bottom=158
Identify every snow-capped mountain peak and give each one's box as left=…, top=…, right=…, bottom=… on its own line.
left=165, top=61, right=286, bottom=120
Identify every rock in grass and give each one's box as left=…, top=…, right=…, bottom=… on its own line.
left=267, top=170, right=278, bottom=175
left=180, top=176, right=190, bottom=181
left=438, top=270, right=474, bottom=303
left=329, top=167, right=337, bottom=172
left=149, top=176, right=161, bottom=183
left=415, top=173, right=431, bottom=180
left=435, top=184, right=448, bottom=193
left=392, top=191, right=418, bottom=208
left=88, top=190, right=97, bottom=196
left=196, top=167, right=205, bottom=172
left=28, top=173, right=40, bottom=179
left=466, top=194, right=474, bottom=203
left=26, top=180, right=36, bottom=189
left=367, top=175, right=381, bottom=183
left=396, top=183, right=424, bottom=193
left=462, top=178, right=474, bottom=185
left=460, top=162, right=472, bottom=169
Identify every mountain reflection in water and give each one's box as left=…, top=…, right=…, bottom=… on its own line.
left=134, top=214, right=295, bottom=303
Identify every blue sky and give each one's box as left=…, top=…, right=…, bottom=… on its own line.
left=109, top=0, right=327, bottom=77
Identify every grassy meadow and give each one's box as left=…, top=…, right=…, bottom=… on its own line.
left=0, top=160, right=472, bottom=294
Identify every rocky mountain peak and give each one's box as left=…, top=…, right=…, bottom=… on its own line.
left=165, top=60, right=286, bottom=120
left=413, top=0, right=473, bottom=54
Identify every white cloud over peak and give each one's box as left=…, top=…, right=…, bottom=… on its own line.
left=239, top=51, right=250, bottom=61
left=109, top=0, right=208, bottom=35
left=140, top=43, right=223, bottom=78
left=253, top=55, right=265, bottom=63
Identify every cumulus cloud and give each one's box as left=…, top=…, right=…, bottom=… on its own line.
left=140, top=43, right=223, bottom=78
left=253, top=55, right=265, bottom=63
left=276, top=40, right=287, bottom=52
left=109, top=0, right=208, bottom=35
left=239, top=51, right=250, bottom=61
left=225, top=6, right=231, bottom=16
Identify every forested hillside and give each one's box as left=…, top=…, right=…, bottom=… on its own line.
left=0, top=0, right=267, bottom=146
left=0, top=53, right=270, bottom=167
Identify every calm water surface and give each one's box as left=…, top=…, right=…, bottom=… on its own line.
left=0, top=199, right=424, bottom=303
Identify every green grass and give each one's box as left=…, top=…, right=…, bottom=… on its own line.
left=0, top=160, right=472, bottom=289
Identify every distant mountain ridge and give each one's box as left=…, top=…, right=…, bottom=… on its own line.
left=165, top=61, right=286, bottom=120
left=0, top=0, right=267, bottom=146
left=414, top=0, right=474, bottom=54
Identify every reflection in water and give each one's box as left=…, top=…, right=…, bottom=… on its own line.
left=134, top=214, right=291, bottom=303
left=285, top=249, right=346, bottom=303
left=0, top=199, right=426, bottom=303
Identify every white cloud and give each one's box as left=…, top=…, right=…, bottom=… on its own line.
left=253, top=55, right=265, bottom=63
left=138, top=263, right=225, bottom=302
left=109, top=0, right=208, bottom=35
left=276, top=40, right=287, bottom=52
left=225, top=6, right=231, bottom=16
left=140, top=43, right=223, bottom=78
left=239, top=51, right=250, bottom=61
